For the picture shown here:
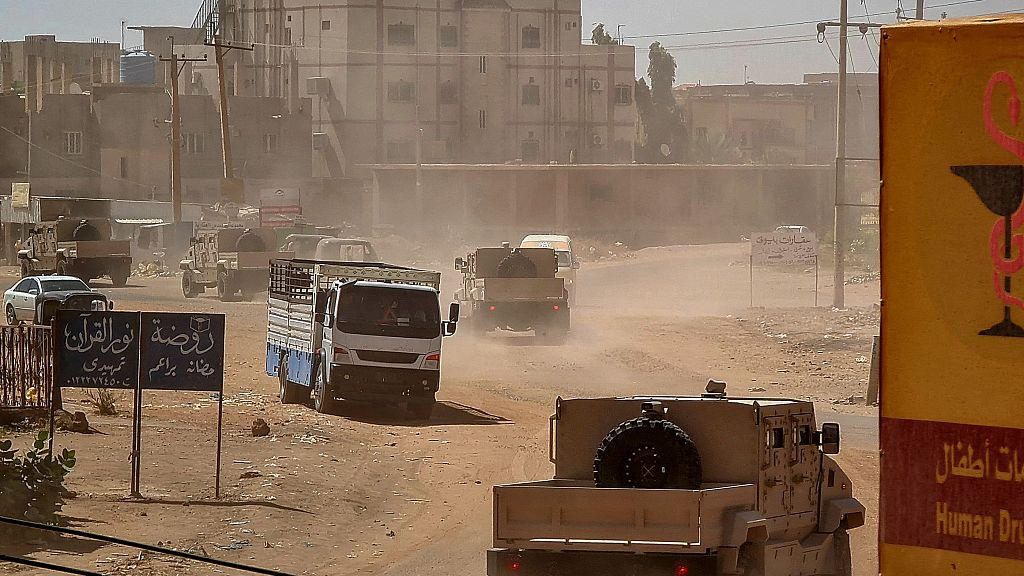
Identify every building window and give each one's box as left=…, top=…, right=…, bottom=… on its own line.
left=321, top=20, right=331, bottom=31
left=479, top=109, right=487, bottom=129
left=521, top=84, right=540, bottom=106
left=119, top=156, right=128, bottom=179
left=440, top=25, right=458, bottom=48
left=63, top=131, right=82, bottom=155
left=388, top=23, right=416, bottom=46
left=521, top=140, right=540, bottom=162
left=387, top=81, right=416, bottom=102
left=386, top=141, right=414, bottom=163
left=439, top=81, right=457, bottom=105
left=264, top=133, right=279, bottom=154
left=183, top=133, right=206, bottom=155
left=615, top=84, right=632, bottom=105
left=522, top=26, right=541, bottom=49
left=479, top=56, right=487, bottom=74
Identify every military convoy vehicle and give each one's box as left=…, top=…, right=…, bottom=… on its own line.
left=180, top=226, right=292, bottom=301
left=455, top=245, right=569, bottom=341
left=18, top=218, right=132, bottom=287
left=487, top=382, right=864, bottom=576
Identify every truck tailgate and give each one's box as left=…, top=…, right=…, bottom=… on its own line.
left=481, top=278, right=564, bottom=301
left=493, top=480, right=755, bottom=552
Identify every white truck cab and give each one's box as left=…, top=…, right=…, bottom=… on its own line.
left=268, top=260, right=458, bottom=420
left=520, top=234, right=579, bottom=304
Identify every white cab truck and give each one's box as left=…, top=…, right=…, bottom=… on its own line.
left=519, top=234, right=579, bottom=305
left=266, top=259, right=459, bottom=420
left=488, top=383, right=864, bottom=576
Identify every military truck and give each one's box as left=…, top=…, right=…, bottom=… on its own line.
left=455, top=246, right=569, bottom=341
left=487, top=382, right=864, bottom=576
left=18, top=218, right=133, bottom=287
left=180, top=226, right=292, bottom=301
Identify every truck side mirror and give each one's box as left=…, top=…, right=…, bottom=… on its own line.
left=454, top=257, right=464, bottom=271
left=571, top=260, right=581, bottom=270
left=449, top=302, right=460, bottom=323
left=819, top=423, right=841, bottom=454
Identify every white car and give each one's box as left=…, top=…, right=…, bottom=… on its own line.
left=4, top=275, right=111, bottom=325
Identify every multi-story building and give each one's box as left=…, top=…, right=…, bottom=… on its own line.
left=0, top=35, right=120, bottom=111
left=0, top=86, right=313, bottom=205
left=193, top=0, right=637, bottom=177
left=675, top=73, right=879, bottom=165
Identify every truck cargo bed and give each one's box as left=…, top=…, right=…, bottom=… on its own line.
left=493, top=480, right=755, bottom=553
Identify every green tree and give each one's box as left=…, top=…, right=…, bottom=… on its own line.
left=636, top=42, right=688, bottom=163
left=591, top=23, right=619, bottom=45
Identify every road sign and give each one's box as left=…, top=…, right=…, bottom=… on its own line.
left=880, top=15, right=1024, bottom=573
left=140, top=312, right=225, bottom=392
left=750, top=231, right=817, bottom=266
left=11, top=183, right=29, bottom=209
left=55, top=311, right=140, bottom=389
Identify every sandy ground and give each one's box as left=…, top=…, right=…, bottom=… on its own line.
left=0, top=242, right=880, bottom=576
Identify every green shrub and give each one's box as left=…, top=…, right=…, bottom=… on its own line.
left=0, top=431, right=76, bottom=536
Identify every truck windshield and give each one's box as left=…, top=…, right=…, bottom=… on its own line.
left=337, top=286, right=440, bottom=339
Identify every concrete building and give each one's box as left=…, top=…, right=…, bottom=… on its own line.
left=195, top=0, right=637, bottom=177
left=675, top=73, right=879, bottom=165
left=0, top=87, right=313, bottom=206
left=0, top=36, right=120, bottom=110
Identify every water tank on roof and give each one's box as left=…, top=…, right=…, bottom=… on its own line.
left=120, top=50, right=156, bottom=85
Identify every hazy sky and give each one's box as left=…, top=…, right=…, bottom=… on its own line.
left=0, top=0, right=1019, bottom=85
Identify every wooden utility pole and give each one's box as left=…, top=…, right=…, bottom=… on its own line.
left=159, top=38, right=206, bottom=224
left=916, top=0, right=925, bottom=19
left=205, top=38, right=254, bottom=205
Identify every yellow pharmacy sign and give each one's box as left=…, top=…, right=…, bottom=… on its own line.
left=880, top=15, right=1024, bottom=575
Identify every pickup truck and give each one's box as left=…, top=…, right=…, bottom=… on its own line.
left=266, top=259, right=459, bottom=420
left=488, top=383, right=864, bottom=576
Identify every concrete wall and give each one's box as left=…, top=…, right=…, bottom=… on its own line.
left=371, top=164, right=833, bottom=245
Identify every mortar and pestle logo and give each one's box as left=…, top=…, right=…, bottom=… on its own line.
left=952, top=71, right=1024, bottom=337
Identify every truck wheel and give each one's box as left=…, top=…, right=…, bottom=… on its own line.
left=19, top=261, right=29, bottom=278
left=110, top=266, right=129, bottom=288
left=833, top=530, right=852, bottom=576
left=182, top=272, right=197, bottom=298
left=593, top=417, right=702, bottom=489
left=6, top=305, right=20, bottom=326
left=312, top=364, right=336, bottom=415
left=278, top=356, right=306, bottom=404
left=217, top=271, right=236, bottom=301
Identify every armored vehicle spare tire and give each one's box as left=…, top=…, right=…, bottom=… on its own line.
left=496, top=250, right=538, bottom=278
left=593, top=417, right=702, bottom=489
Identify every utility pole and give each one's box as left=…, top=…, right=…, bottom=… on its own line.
left=159, top=38, right=206, bottom=224
left=917, top=0, right=925, bottom=19
left=834, top=0, right=849, bottom=309
left=205, top=37, right=254, bottom=205
left=817, top=6, right=880, bottom=309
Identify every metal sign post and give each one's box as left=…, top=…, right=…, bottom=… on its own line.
left=749, top=231, right=820, bottom=307
left=55, top=310, right=225, bottom=498
left=139, top=312, right=226, bottom=497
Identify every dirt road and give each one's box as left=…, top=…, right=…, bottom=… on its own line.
left=0, top=243, right=880, bottom=575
